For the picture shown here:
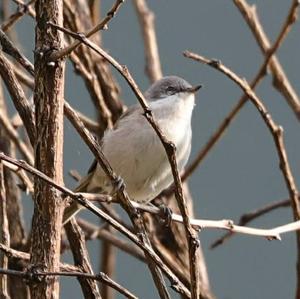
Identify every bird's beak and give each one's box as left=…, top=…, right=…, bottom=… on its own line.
left=186, top=84, right=202, bottom=94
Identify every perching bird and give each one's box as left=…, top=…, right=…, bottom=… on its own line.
left=63, top=76, right=201, bottom=224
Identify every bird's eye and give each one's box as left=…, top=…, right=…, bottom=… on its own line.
left=166, top=86, right=176, bottom=94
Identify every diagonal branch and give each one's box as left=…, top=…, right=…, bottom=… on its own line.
left=181, top=0, right=300, bottom=183
left=233, top=0, right=300, bottom=120
left=0, top=268, right=138, bottom=299
left=184, top=50, right=300, bottom=298
left=49, top=0, right=125, bottom=61
left=133, top=0, right=162, bottom=82
left=0, top=52, right=35, bottom=145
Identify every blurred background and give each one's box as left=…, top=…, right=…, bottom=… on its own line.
left=5, top=0, right=300, bottom=298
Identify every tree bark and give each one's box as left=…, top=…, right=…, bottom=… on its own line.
left=29, top=0, right=65, bottom=297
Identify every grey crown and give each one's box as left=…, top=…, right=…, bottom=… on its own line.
left=145, top=76, right=192, bottom=101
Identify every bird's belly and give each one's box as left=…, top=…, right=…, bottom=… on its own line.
left=91, top=121, right=191, bottom=203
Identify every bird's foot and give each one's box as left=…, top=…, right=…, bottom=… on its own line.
left=158, top=204, right=173, bottom=227
left=113, top=176, right=125, bottom=193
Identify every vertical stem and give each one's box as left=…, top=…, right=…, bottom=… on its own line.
left=29, top=0, right=65, bottom=297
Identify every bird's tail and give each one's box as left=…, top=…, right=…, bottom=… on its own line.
left=62, top=171, right=94, bottom=225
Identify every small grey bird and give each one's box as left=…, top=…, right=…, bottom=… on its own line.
left=63, top=76, right=201, bottom=224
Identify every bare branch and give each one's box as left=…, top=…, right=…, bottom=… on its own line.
left=133, top=0, right=162, bottom=82
left=211, top=198, right=291, bottom=249
left=0, top=163, right=11, bottom=299
left=181, top=0, right=300, bottom=182
left=0, top=111, right=34, bottom=165
left=29, top=0, right=66, bottom=296
left=184, top=50, right=300, bottom=297
left=49, top=0, right=125, bottom=61
left=65, top=219, right=102, bottom=299
left=0, top=268, right=138, bottom=299
left=233, top=0, right=300, bottom=120
left=0, top=52, right=35, bottom=145
left=0, top=29, right=34, bottom=75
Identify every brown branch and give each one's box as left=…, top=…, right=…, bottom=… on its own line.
left=184, top=51, right=300, bottom=216
left=184, top=50, right=300, bottom=297
left=0, top=0, right=35, bottom=32
left=233, top=0, right=300, bottom=120
left=211, top=198, right=291, bottom=249
left=0, top=268, right=138, bottom=299
left=0, top=52, right=35, bottom=145
left=0, top=163, right=11, bottom=299
left=49, top=24, right=201, bottom=299
left=0, top=153, right=191, bottom=298
left=65, top=219, right=102, bottom=299
left=0, top=243, right=82, bottom=273
left=77, top=219, right=145, bottom=262
left=49, top=0, right=125, bottom=61
left=29, top=0, right=66, bottom=297
left=0, top=111, right=34, bottom=165
left=133, top=0, right=162, bottom=82
left=0, top=29, right=34, bottom=76
left=181, top=0, right=300, bottom=183
left=1, top=161, right=34, bottom=194
left=100, top=224, right=116, bottom=299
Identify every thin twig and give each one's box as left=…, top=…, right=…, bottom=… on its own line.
left=0, top=0, right=36, bottom=32
left=0, top=163, right=11, bottom=299
left=65, top=219, right=102, bottom=299
left=181, top=0, right=300, bottom=183
left=133, top=0, right=162, bottom=82
left=184, top=51, right=300, bottom=296
left=77, top=218, right=145, bottom=262
left=184, top=51, right=300, bottom=218
left=0, top=52, right=35, bottom=145
left=233, top=0, right=300, bottom=120
left=0, top=111, right=34, bottom=165
left=49, top=0, right=125, bottom=61
left=0, top=267, right=138, bottom=299
left=0, top=29, right=34, bottom=75
left=211, top=198, right=291, bottom=249
left=0, top=242, right=81, bottom=273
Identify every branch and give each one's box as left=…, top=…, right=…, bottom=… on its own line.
left=0, top=29, right=34, bottom=76
left=233, top=0, right=300, bottom=120
left=0, top=267, right=138, bottom=299
left=0, top=110, right=34, bottom=165
left=211, top=198, right=291, bottom=249
left=77, top=218, right=145, bottom=262
left=29, top=0, right=66, bottom=296
left=0, top=52, right=35, bottom=145
left=133, top=0, right=162, bottom=82
left=49, top=0, right=125, bottom=61
left=181, top=0, right=300, bottom=183
left=64, top=219, right=102, bottom=299
left=0, top=0, right=35, bottom=32
left=184, top=50, right=300, bottom=297
left=0, top=163, right=10, bottom=299
left=184, top=51, right=300, bottom=218
left=0, top=243, right=83, bottom=273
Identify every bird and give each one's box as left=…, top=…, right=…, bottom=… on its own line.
left=63, top=75, right=201, bottom=224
